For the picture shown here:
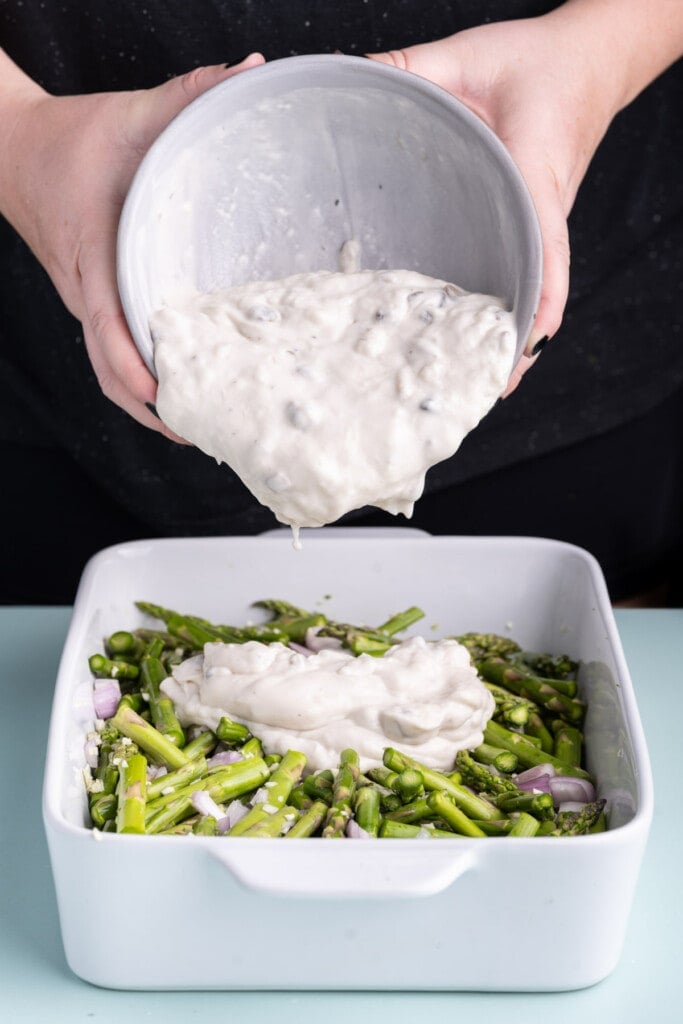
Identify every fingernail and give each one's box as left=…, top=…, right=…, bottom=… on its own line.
left=145, top=401, right=160, bottom=419
left=530, top=335, right=549, bottom=357
left=224, top=54, right=256, bottom=68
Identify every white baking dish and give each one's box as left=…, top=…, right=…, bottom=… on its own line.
left=43, top=531, right=653, bottom=991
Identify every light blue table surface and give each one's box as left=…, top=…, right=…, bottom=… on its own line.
left=0, top=607, right=679, bottom=1023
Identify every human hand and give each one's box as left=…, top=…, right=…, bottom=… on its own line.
left=0, top=53, right=264, bottom=437
left=368, top=7, right=628, bottom=392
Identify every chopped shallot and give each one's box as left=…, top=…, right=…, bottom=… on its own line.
left=289, top=641, right=313, bottom=657
left=549, top=776, right=596, bottom=806
left=207, top=750, right=243, bottom=769
left=346, top=820, right=372, bottom=839
left=93, top=679, right=121, bottom=720
left=191, top=790, right=225, bottom=824
left=223, top=799, right=249, bottom=831
left=305, top=627, right=344, bottom=653
left=514, top=764, right=557, bottom=785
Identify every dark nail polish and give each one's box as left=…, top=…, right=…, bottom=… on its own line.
left=145, top=402, right=160, bottom=419
left=531, top=335, right=549, bottom=357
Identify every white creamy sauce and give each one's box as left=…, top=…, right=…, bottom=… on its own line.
left=160, top=636, right=495, bottom=773
left=151, top=264, right=516, bottom=531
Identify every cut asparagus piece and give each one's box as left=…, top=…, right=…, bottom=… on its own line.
left=146, top=756, right=208, bottom=802
left=353, top=785, right=381, bottom=837
left=241, top=805, right=300, bottom=837
left=383, top=748, right=500, bottom=821
left=111, top=705, right=191, bottom=770
left=484, top=720, right=591, bottom=780
left=285, top=800, right=328, bottom=838
left=508, top=812, right=541, bottom=837
left=478, top=658, right=585, bottom=724
left=551, top=721, right=584, bottom=767
left=250, top=750, right=307, bottom=811
left=88, top=653, right=140, bottom=681
left=115, top=752, right=147, bottom=833
left=471, top=743, right=519, bottom=774
left=140, top=645, right=185, bottom=748
left=454, top=750, right=519, bottom=797
left=378, top=820, right=459, bottom=839
left=323, top=749, right=360, bottom=838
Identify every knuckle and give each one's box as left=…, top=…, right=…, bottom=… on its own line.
left=179, top=66, right=208, bottom=100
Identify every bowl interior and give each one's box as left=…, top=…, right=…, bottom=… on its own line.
left=117, top=55, right=542, bottom=374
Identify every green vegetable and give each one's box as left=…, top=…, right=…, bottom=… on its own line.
left=86, top=600, right=601, bottom=840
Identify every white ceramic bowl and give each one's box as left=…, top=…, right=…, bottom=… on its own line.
left=117, top=54, right=542, bottom=376
left=43, top=530, right=652, bottom=990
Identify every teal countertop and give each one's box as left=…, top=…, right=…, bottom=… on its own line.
left=0, top=607, right=678, bottom=1023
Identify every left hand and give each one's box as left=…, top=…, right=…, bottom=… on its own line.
left=368, top=9, right=622, bottom=392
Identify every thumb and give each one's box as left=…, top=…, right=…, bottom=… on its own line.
left=126, top=53, right=265, bottom=148
left=366, top=42, right=458, bottom=93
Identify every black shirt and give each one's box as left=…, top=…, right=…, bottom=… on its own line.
left=1, top=1, right=681, bottom=535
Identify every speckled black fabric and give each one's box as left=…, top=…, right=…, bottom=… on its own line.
left=0, top=1, right=681, bottom=537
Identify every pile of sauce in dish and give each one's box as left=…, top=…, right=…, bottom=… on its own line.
left=161, top=635, right=495, bottom=773
left=151, top=260, right=516, bottom=539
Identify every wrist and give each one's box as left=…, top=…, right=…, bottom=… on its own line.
left=0, top=50, right=47, bottom=223
left=546, top=0, right=683, bottom=116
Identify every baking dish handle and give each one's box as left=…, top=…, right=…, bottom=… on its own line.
left=208, top=843, right=476, bottom=899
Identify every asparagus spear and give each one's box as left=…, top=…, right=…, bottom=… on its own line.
left=139, top=642, right=185, bottom=747
left=455, top=633, right=521, bottom=661
left=551, top=721, right=583, bottom=767
left=285, top=800, right=328, bottom=838
left=471, top=743, right=519, bottom=773
left=240, top=805, right=300, bottom=837
left=484, top=720, right=591, bottom=780
left=470, top=818, right=514, bottom=836
left=303, top=770, right=335, bottom=804
left=383, top=796, right=434, bottom=825
left=496, top=791, right=555, bottom=821
left=225, top=803, right=270, bottom=836
left=393, top=769, right=424, bottom=803
left=376, top=606, right=426, bottom=636
left=478, top=658, right=585, bottom=724
left=111, top=705, right=191, bottom=770
left=525, top=712, right=555, bottom=754
left=215, top=716, right=251, bottom=745
left=378, top=820, right=459, bottom=839
left=115, top=752, right=147, bottom=833
left=288, top=784, right=312, bottom=810
left=454, top=750, right=519, bottom=797
left=515, top=650, right=578, bottom=683
left=105, top=630, right=144, bottom=661
left=383, top=749, right=500, bottom=821
left=90, top=793, right=117, bottom=828
left=146, top=756, right=208, bottom=802
left=547, top=799, right=607, bottom=836
left=353, top=785, right=381, bottom=837
left=192, top=815, right=218, bottom=836
left=367, top=766, right=399, bottom=790
left=426, top=791, right=487, bottom=837
left=88, top=653, right=139, bottom=681
left=250, top=750, right=307, bottom=811
left=323, top=749, right=360, bottom=838
left=239, top=737, right=264, bottom=760
left=508, top=812, right=541, bottom=837
left=182, top=731, right=217, bottom=760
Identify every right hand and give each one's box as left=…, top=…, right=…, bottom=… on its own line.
left=0, top=53, right=264, bottom=439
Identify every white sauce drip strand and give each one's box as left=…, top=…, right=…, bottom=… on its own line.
left=151, top=267, right=516, bottom=530
left=160, top=637, right=495, bottom=773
